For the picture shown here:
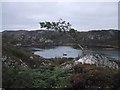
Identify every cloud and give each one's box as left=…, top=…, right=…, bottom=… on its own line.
left=2, top=2, right=118, bottom=31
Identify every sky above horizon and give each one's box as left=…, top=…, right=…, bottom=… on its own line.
left=2, top=2, right=118, bottom=31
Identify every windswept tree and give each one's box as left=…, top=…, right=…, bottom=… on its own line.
left=39, top=19, right=71, bottom=32
left=39, top=19, right=85, bottom=53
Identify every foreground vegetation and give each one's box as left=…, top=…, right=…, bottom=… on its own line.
left=3, top=62, right=120, bottom=89
left=2, top=44, right=120, bottom=89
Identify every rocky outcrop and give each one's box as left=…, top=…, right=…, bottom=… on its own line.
left=61, top=53, right=119, bottom=70
left=75, top=54, right=119, bottom=69
left=2, top=55, right=28, bottom=68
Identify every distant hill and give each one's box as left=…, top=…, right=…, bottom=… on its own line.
left=2, top=29, right=120, bottom=49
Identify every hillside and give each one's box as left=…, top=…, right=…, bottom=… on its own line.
left=2, top=30, right=120, bottom=49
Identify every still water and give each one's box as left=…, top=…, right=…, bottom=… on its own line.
left=33, top=46, right=82, bottom=59
left=33, top=46, right=120, bottom=59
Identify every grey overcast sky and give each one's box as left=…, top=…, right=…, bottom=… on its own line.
left=2, top=2, right=118, bottom=31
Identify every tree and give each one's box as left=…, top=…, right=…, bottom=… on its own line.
left=39, top=19, right=85, bottom=52
left=39, top=19, right=72, bottom=32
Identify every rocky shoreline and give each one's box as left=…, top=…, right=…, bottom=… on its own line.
left=75, top=53, right=119, bottom=69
